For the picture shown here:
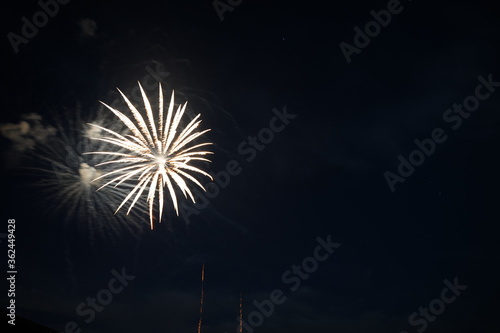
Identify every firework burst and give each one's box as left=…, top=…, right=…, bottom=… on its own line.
left=16, top=111, right=150, bottom=242
left=86, top=82, right=213, bottom=229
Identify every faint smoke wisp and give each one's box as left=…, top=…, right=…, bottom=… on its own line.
left=0, top=113, right=56, bottom=152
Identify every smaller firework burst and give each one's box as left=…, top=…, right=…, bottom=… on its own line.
left=17, top=111, right=149, bottom=242
left=86, top=82, right=213, bottom=229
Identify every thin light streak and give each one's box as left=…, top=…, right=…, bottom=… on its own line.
left=239, top=292, right=243, bottom=333
left=197, top=264, right=205, bottom=333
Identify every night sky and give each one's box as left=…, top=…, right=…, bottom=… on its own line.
left=1, top=0, right=500, bottom=332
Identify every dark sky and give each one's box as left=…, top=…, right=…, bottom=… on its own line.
left=1, top=0, right=500, bottom=332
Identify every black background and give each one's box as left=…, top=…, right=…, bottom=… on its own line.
left=1, top=0, right=499, bottom=332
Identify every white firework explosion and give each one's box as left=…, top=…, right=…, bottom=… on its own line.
left=86, top=82, right=213, bottom=229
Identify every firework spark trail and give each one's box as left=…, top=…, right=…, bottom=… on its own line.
left=86, top=82, right=213, bottom=229
left=197, top=264, right=205, bottom=333
left=239, top=292, right=243, bottom=333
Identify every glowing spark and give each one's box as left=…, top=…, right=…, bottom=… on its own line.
left=86, top=82, right=213, bottom=229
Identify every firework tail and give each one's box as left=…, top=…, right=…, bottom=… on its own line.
left=197, top=263, right=205, bottom=333
left=239, top=292, right=243, bottom=333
